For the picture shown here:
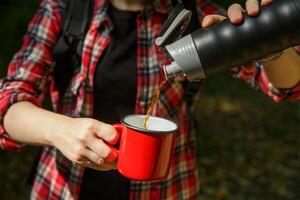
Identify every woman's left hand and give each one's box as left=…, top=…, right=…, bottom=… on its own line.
left=202, top=0, right=273, bottom=27
left=201, top=0, right=273, bottom=71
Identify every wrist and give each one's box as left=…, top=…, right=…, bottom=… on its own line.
left=45, top=113, right=74, bottom=147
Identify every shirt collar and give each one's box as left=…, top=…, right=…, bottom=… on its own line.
left=151, top=0, right=173, bottom=15
left=90, top=0, right=175, bottom=32
left=96, top=0, right=174, bottom=15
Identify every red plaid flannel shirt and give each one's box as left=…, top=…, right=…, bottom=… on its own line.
left=1, top=0, right=300, bottom=199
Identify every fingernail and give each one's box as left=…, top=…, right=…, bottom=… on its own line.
left=231, top=15, right=242, bottom=24
left=105, top=150, right=118, bottom=163
left=248, top=8, right=258, bottom=16
left=98, top=158, right=104, bottom=165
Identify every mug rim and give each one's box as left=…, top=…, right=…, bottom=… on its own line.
left=121, top=114, right=178, bottom=134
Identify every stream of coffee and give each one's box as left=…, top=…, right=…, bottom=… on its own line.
left=143, top=80, right=167, bottom=129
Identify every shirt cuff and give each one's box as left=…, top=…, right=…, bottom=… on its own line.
left=0, top=90, right=40, bottom=151
left=238, top=62, right=300, bottom=102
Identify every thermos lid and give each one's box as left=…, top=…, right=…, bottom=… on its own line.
left=155, top=3, right=191, bottom=48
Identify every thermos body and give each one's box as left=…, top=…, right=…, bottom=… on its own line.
left=164, top=0, right=300, bottom=81
left=193, top=0, right=300, bottom=77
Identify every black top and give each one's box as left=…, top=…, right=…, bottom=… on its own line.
left=93, top=3, right=138, bottom=124
left=79, top=3, right=139, bottom=200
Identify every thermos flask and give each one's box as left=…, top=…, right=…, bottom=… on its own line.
left=162, top=0, right=300, bottom=81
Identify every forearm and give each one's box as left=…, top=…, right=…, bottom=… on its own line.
left=263, top=48, right=300, bottom=89
left=3, top=101, right=71, bottom=147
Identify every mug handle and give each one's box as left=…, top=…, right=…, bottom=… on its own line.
left=112, top=124, right=125, bottom=142
left=105, top=124, right=124, bottom=163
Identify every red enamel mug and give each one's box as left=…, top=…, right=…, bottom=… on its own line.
left=111, top=114, right=178, bottom=181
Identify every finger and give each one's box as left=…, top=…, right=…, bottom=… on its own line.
left=85, top=161, right=117, bottom=171
left=202, top=15, right=227, bottom=28
left=227, top=3, right=244, bottom=24
left=84, top=148, right=105, bottom=165
left=245, top=0, right=260, bottom=16
left=94, top=122, right=119, bottom=144
left=88, top=138, right=114, bottom=159
left=84, top=164, right=112, bottom=171
left=261, top=0, right=272, bottom=6
left=101, top=161, right=117, bottom=170
left=104, top=148, right=118, bottom=163
left=72, top=156, right=116, bottom=171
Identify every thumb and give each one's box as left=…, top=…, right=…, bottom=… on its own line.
left=202, top=15, right=227, bottom=28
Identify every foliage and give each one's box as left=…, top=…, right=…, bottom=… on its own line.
left=0, top=0, right=40, bottom=76
left=196, top=75, right=300, bottom=200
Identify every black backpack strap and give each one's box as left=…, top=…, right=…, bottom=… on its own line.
left=62, top=0, right=93, bottom=55
left=28, top=1, right=94, bottom=182
left=171, top=0, right=201, bottom=107
left=52, top=0, right=93, bottom=96
left=171, top=0, right=199, bottom=34
left=170, top=0, right=201, bottom=151
left=180, top=0, right=201, bottom=107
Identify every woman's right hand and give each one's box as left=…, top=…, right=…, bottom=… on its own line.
left=48, top=117, right=119, bottom=171
left=4, top=101, right=118, bottom=171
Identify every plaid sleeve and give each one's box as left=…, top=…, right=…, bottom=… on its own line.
left=234, top=47, right=300, bottom=103
left=197, top=0, right=226, bottom=19
left=0, top=0, right=66, bottom=151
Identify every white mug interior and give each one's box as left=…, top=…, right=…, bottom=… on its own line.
left=122, top=114, right=178, bottom=133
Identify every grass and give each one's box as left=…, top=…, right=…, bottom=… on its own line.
left=196, top=75, right=300, bottom=200
left=0, top=148, right=38, bottom=200
left=0, top=1, right=300, bottom=199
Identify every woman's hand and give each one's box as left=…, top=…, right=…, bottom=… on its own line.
left=5, top=101, right=119, bottom=171
left=202, top=0, right=273, bottom=27
left=200, top=0, right=300, bottom=88
left=48, top=117, right=119, bottom=171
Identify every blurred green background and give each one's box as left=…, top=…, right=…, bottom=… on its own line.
left=0, top=0, right=299, bottom=199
